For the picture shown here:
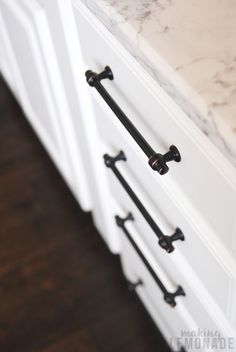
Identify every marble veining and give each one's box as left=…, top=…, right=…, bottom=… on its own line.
left=81, top=0, right=236, bottom=167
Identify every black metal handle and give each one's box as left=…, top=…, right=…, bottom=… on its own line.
left=104, top=151, right=184, bottom=253
left=85, top=66, right=181, bottom=175
left=116, top=213, right=185, bottom=307
left=127, top=279, right=143, bottom=292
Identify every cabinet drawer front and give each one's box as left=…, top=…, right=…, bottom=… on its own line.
left=118, top=214, right=235, bottom=351
left=73, top=0, right=236, bottom=255
left=104, top=148, right=232, bottom=319
left=94, top=92, right=236, bottom=324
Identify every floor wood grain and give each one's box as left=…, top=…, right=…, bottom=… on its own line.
left=0, top=75, right=170, bottom=352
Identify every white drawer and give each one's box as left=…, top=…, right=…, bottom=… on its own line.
left=93, top=93, right=236, bottom=326
left=73, top=0, right=236, bottom=256
left=117, top=211, right=235, bottom=351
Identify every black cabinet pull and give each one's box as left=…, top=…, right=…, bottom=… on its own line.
left=127, top=279, right=143, bottom=292
left=104, top=151, right=184, bottom=253
left=116, top=213, right=185, bottom=307
left=85, top=66, right=181, bottom=175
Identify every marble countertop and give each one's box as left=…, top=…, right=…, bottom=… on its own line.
left=81, top=0, right=236, bottom=167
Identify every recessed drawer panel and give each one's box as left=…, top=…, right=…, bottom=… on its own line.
left=73, top=0, right=236, bottom=255
left=117, top=211, right=235, bottom=351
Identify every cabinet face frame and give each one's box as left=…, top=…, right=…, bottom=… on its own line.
left=32, top=0, right=93, bottom=211
left=40, top=0, right=120, bottom=251
left=28, top=0, right=93, bottom=211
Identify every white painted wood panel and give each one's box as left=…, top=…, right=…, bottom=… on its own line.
left=92, top=89, right=236, bottom=325
left=0, top=0, right=93, bottom=211
left=0, top=0, right=71, bottom=183
left=27, top=0, right=92, bottom=211
left=118, top=207, right=236, bottom=351
left=72, top=0, right=236, bottom=258
left=37, top=0, right=120, bottom=252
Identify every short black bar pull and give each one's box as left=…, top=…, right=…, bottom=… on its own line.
left=116, top=213, right=185, bottom=307
left=104, top=151, right=184, bottom=253
left=127, top=279, right=143, bottom=292
left=85, top=66, right=181, bottom=175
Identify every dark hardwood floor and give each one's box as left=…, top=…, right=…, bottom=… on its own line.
left=0, top=75, right=170, bottom=352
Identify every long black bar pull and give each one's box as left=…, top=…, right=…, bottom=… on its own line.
left=116, top=213, right=185, bottom=307
left=85, top=66, right=181, bottom=175
left=104, top=151, right=184, bottom=253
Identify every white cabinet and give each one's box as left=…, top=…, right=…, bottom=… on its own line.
left=71, top=0, right=236, bottom=349
left=72, top=0, right=236, bottom=258
left=0, top=0, right=67, bottom=174
left=38, top=0, right=120, bottom=252
left=0, top=0, right=92, bottom=211
left=1, top=0, right=236, bottom=350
